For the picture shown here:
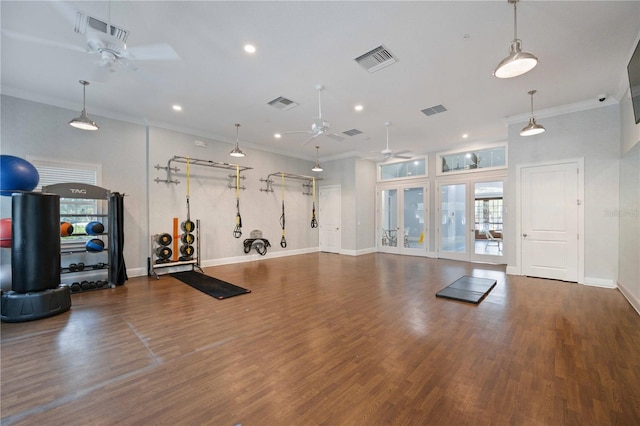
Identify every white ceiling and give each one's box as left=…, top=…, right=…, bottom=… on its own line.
left=2, top=1, right=639, bottom=161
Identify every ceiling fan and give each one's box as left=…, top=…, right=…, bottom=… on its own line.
left=374, top=122, right=412, bottom=162
left=281, top=84, right=345, bottom=145
left=76, top=8, right=180, bottom=72
left=3, top=2, right=179, bottom=76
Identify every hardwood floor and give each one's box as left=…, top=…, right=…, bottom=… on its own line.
left=2, top=253, right=639, bottom=425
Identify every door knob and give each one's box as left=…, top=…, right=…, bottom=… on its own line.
left=523, top=233, right=528, bottom=237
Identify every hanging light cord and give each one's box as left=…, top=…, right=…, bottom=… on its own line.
left=280, top=173, right=287, bottom=248
left=311, top=177, right=318, bottom=228
left=233, top=165, right=242, bottom=238
left=512, top=0, right=519, bottom=42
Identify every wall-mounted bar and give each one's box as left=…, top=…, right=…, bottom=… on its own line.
left=154, top=155, right=253, bottom=187
left=260, top=172, right=322, bottom=195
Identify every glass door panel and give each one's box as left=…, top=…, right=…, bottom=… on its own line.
left=379, top=189, right=398, bottom=251
left=403, top=187, right=425, bottom=250
left=471, top=180, right=504, bottom=261
left=440, top=183, right=466, bottom=255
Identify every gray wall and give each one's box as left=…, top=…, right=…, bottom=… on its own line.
left=506, top=104, right=621, bottom=285
left=1, top=95, right=321, bottom=281
left=618, top=87, right=640, bottom=311
left=1, top=95, right=148, bottom=276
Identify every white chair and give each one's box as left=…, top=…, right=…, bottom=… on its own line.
left=484, top=229, right=502, bottom=252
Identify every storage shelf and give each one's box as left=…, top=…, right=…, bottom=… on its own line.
left=152, top=259, right=198, bottom=269
left=61, top=249, right=109, bottom=255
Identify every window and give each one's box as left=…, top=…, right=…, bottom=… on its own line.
left=379, top=157, right=427, bottom=181
left=437, top=144, right=507, bottom=175
left=28, top=158, right=102, bottom=244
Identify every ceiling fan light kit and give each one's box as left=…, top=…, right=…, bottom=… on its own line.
left=520, top=90, right=545, bottom=136
left=69, top=80, right=99, bottom=131
left=230, top=123, right=246, bottom=157
left=494, top=0, right=538, bottom=79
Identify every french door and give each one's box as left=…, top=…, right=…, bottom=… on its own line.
left=377, top=183, right=428, bottom=256
left=437, top=177, right=505, bottom=263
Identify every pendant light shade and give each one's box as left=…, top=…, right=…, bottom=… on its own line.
left=229, top=123, right=246, bottom=157
left=69, top=80, right=99, bottom=131
left=494, top=0, right=538, bottom=79
left=312, top=146, right=323, bottom=172
left=520, top=90, right=545, bottom=136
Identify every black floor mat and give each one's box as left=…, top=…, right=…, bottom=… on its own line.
left=170, top=270, right=251, bottom=300
left=436, top=275, right=496, bottom=304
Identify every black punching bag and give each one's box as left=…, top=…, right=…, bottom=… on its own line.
left=11, top=192, right=60, bottom=293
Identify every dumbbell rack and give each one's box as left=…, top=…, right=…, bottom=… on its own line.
left=148, top=219, right=202, bottom=279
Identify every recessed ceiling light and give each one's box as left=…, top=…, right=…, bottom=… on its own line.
left=274, top=133, right=281, bottom=139
left=462, top=133, right=468, bottom=139
left=172, top=105, right=182, bottom=111
left=244, top=44, right=256, bottom=53
left=354, top=104, right=363, bottom=112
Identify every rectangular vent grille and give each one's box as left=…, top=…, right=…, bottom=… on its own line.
left=267, top=96, right=299, bottom=111
left=74, top=10, right=129, bottom=42
left=354, top=45, right=397, bottom=73
left=343, top=129, right=363, bottom=137
left=421, top=104, right=448, bottom=116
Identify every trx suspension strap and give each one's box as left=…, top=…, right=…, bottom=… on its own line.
left=310, top=177, right=318, bottom=228
left=181, top=157, right=195, bottom=233
left=233, top=165, right=242, bottom=238
left=280, top=173, right=287, bottom=248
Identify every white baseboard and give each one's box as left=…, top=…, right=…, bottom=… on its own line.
left=506, top=265, right=519, bottom=275
left=127, top=267, right=148, bottom=278
left=342, top=247, right=376, bottom=256
left=583, top=276, right=617, bottom=289
left=617, top=281, right=640, bottom=316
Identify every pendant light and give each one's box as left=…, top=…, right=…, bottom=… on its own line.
left=229, top=123, right=246, bottom=157
left=520, top=90, right=545, bottom=136
left=69, top=80, right=99, bottom=130
left=494, top=0, right=538, bottom=79
left=312, top=146, right=323, bottom=172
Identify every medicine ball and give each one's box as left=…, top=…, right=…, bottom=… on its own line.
left=0, top=155, right=40, bottom=196
left=85, top=221, right=104, bottom=235
left=0, top=218, right=12, bottom=248
left=155, top=246, right=172, bottom=260
left=180, top=244, right=194, bottom=257
left=155, top=233, right=172, bottom=246
left=181, top=220, right=195, bottom=233
left=85, top=238, right=105, bottom=252
left=60, top=221, right=74, bottom=237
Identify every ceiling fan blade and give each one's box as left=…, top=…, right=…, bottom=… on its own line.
left=126, top=43, right=181, bottom=61
left=325, top=133, right=345, bottom=142
left=2, top=29, right=86, bottom=53
left=282, top=130, right=313, bottom=135
left=300, top=134, right=319, bottom=146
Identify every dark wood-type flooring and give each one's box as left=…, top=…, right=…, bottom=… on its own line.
left=2, top=253, right=639, bottom=425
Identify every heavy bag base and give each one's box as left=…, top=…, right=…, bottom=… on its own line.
left=1, top=286, right=71, bottom=323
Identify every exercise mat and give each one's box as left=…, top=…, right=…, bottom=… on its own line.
left=435, top=275, right=496, bottom=304
left=171, top=270, right=251, bottom=300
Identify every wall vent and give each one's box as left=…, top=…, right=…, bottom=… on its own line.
left=343, top=129, right=363, bottom=137
left=354, top=45, right=397, bottom=73
left=267, top=96, right=299, bottom=111
left=74, top=10, right=129, bottom=42
left=421, top=104, right=448, bottom=116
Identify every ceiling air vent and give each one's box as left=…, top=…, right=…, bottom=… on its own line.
left=74, top=10, right=129, bottom=42
left=343, top=129, right=363, bottom=137
left=354, top=45, right=397, bottom=73
left=421, top=104, right=448, bottom=117
left=267, top=96, right=299, bottom=111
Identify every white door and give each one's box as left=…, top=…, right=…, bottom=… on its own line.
left=319, top=185, right=341, bottom=253
left=520, top=162, right=580, bottom=281
left=376, top=185, right=428, bottom=255
left=437, top=178, right=506, bottom=263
